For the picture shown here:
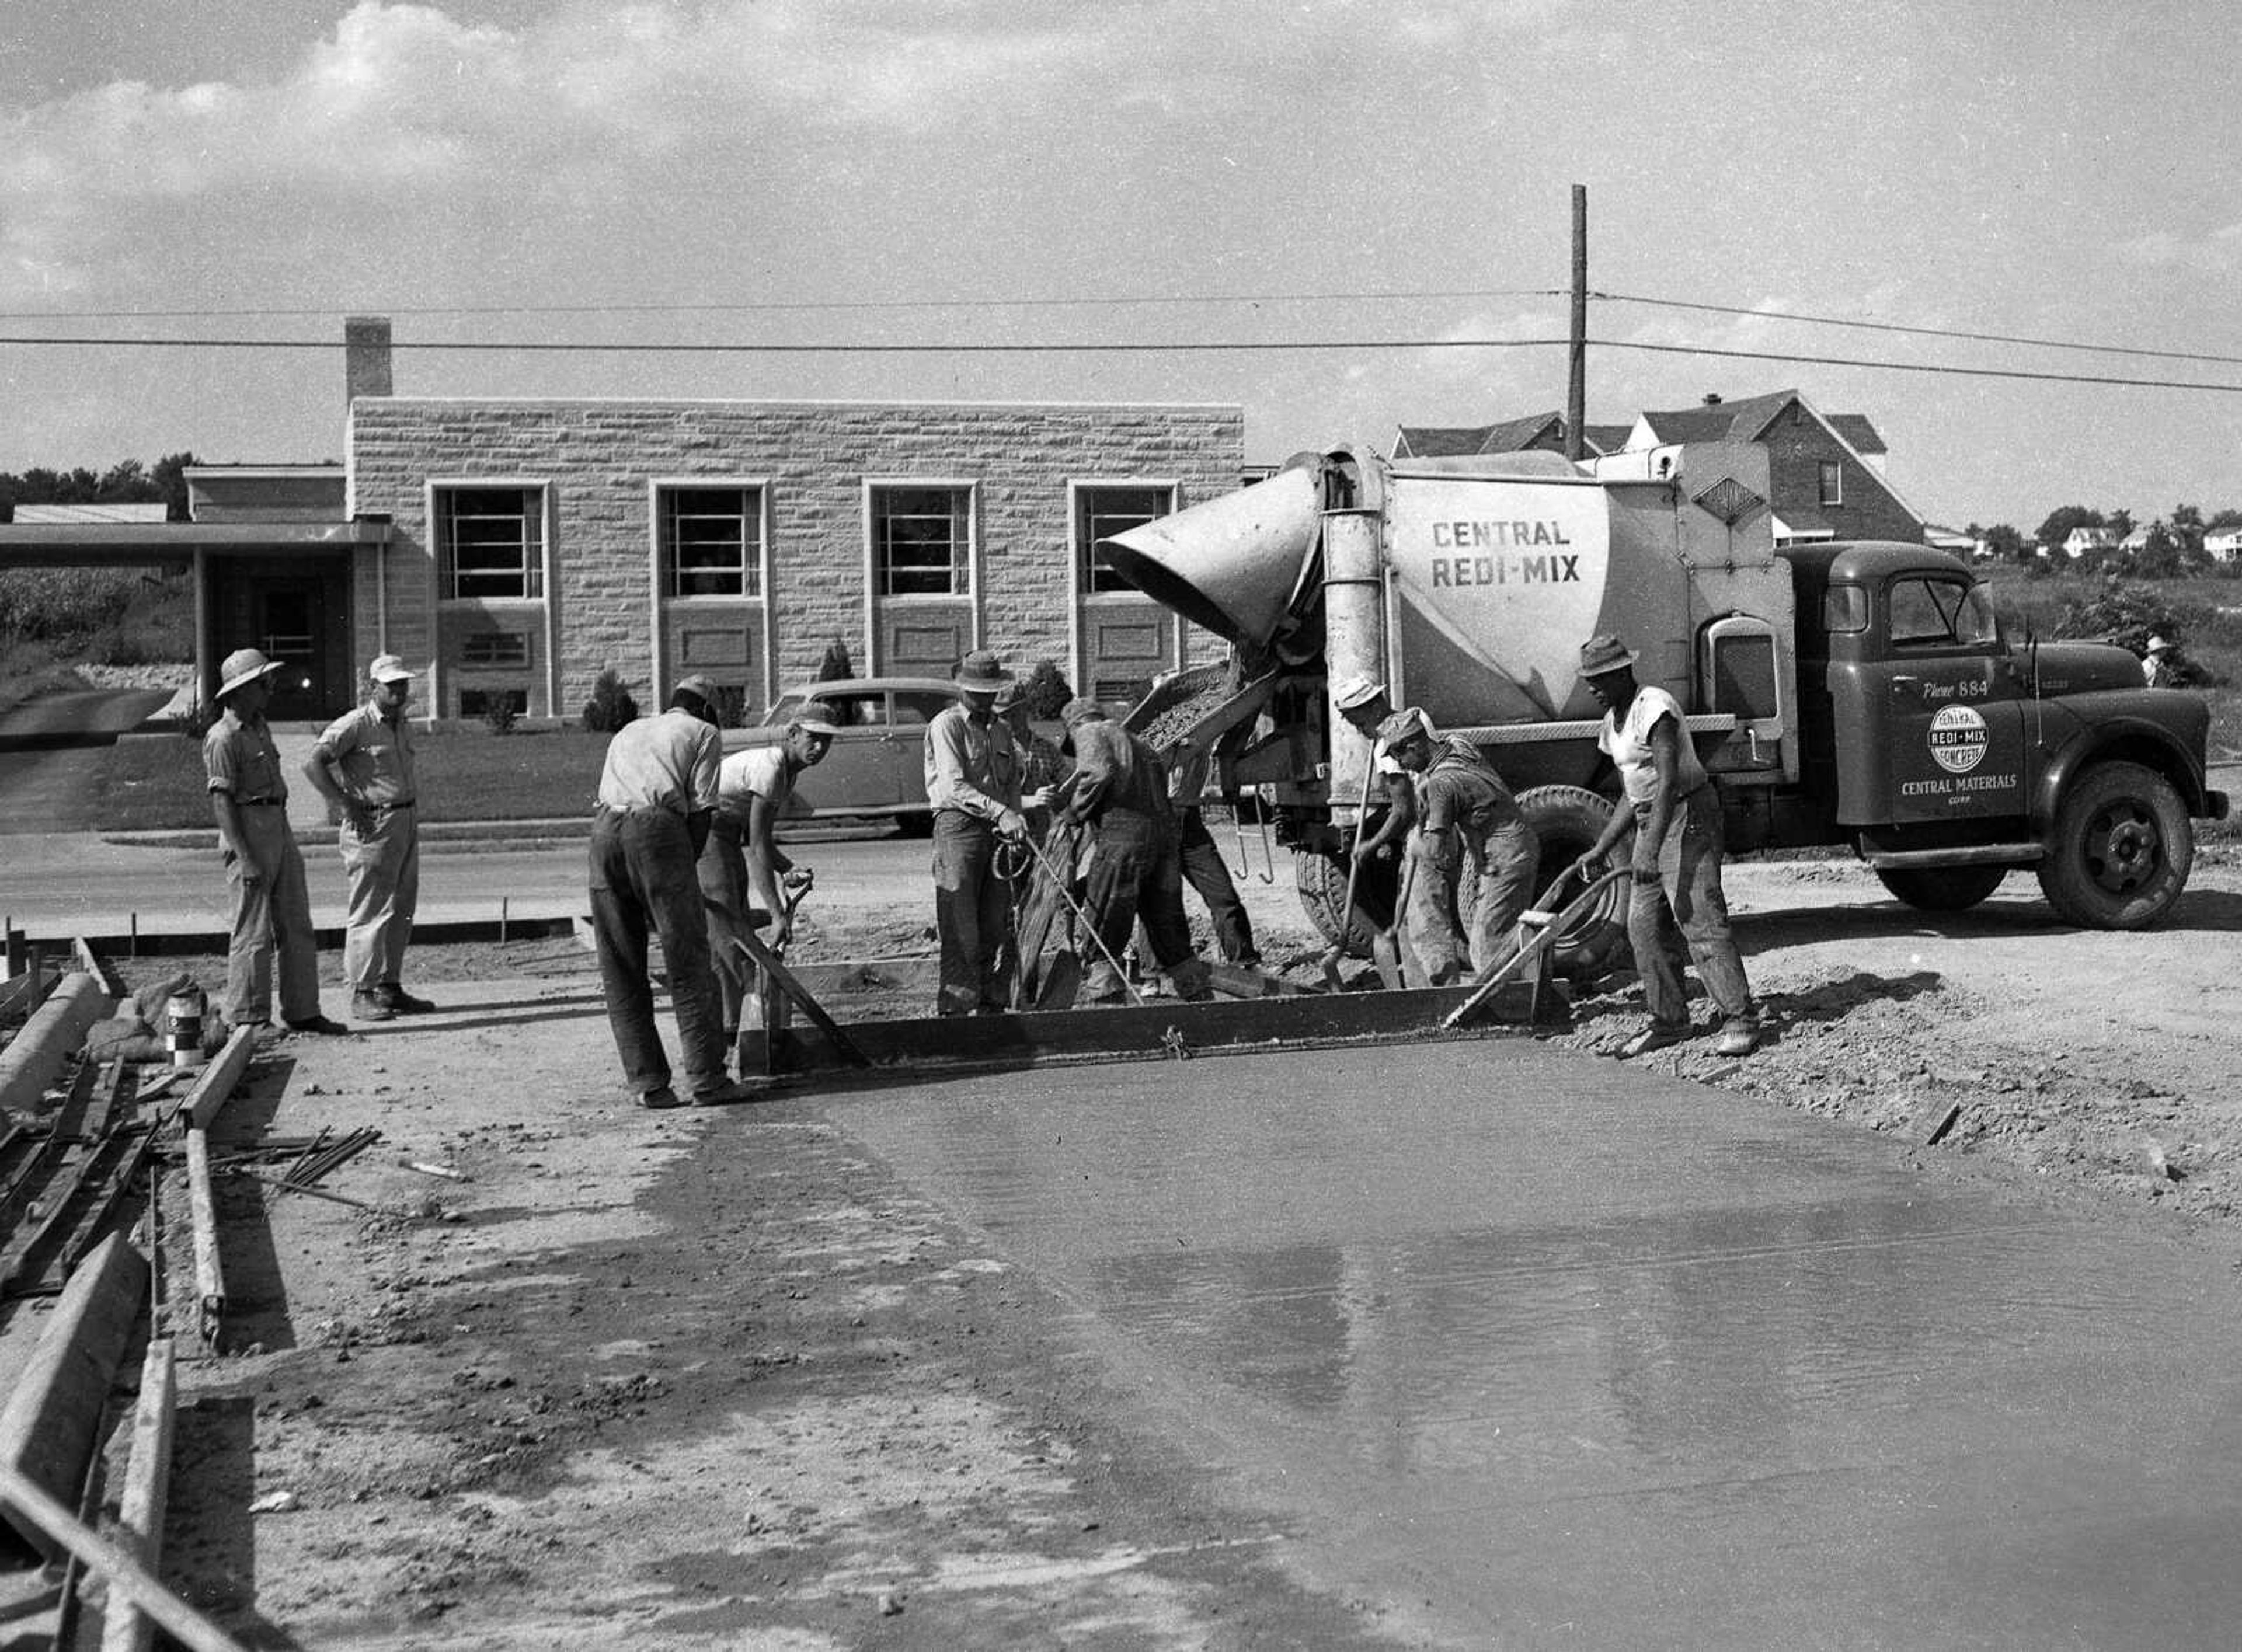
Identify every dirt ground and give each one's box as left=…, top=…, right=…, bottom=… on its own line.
left=101, top=841, right=2242, bottom=1648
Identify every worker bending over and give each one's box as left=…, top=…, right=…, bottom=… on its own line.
left=1377, top=706, right=1540, bottom=984
left=1058, top=699, right=1210, bottom=1005
left=589, top=674, right=756, bottom=1108
left=701, top=704, right=837, bottom=1043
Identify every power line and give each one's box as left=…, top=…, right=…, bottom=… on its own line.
left=5, top=329, right=2241, bottom=394
left=1595, top=290, right=2242, bottom=369
left=0, top=287, right=1562, bottom=323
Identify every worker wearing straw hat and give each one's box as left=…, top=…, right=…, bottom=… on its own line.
left=203, top=647, right=344, bottom=1036
left=923, top=649, right=1028, bottom=1016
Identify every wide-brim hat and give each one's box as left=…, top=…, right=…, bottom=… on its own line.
left=2145, top=635, right=2175, bottom=654
left=369, top=653, right=415, bottom=684
left=792, top=701, right=843, bottom=738
left=1060, top=696, right=1108, bottom=727
left=1330, top=673, right=1388, bottom=713
left=1578, top=633, right=1639, bottom=677
left=670, top=673, right=723, bottom=710
left=952, top=649, right=1013, bottom=692
left=217, top=647, right=286, bottom=699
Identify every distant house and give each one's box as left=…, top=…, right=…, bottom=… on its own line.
left=1618, top=389, right=1923, bottom=546
left=2062, top=526, right=2120, bottom=559
left=1922, top=523, right=1982, bottom=557
left=2120, top=524, right=2156, bottom=553
left=2203, top=527, right=2242, bottom=563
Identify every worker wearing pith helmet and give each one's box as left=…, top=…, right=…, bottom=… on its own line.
left=923, top=650, right=1028, bottom=1016
left=590, top=672, right=755, bottom=1108
left=204, top=647, right=344, bottom=1036
left=1057, top=698, right=1210, bottom=1005
left=1565, top=633, right=1758, bottom=1059
left=701, top=701, right=840, bottom=1048
left=302, top=654, right=432, bottom=1023
left=2143, top=635, right=2176, bottom=688
left=1376, top=705, right=1540, bottom=985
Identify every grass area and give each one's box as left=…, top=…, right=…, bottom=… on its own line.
left=93, top=725, right=614, bottom=830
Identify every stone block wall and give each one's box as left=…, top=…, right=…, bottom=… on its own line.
left=347, top=398, right=1244, bottom=719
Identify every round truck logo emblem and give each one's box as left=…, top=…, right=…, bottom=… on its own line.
left=1928, top=704, right=1989, bottom=774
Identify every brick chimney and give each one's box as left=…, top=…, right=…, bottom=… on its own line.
left=346, top=315, right=393, bottom=401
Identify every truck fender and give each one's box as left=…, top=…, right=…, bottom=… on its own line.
left=2031, top=716, right=2210, bottom=830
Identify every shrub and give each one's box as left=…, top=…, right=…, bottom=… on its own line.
left=483, top=696, right=520, bottom=736
left=2052, top=577, right=2217, bottom=685
left=580, top=668, right=640, bottom=732
left=815, top=636, right=855, bottom=685
left=1020, top=658, right=1074, bottom=717
left=713, top=684, right=751, bottom=728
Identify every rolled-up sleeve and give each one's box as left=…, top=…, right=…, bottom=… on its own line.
left=924, top=712, right=1014, bottom=823
left=687, top=724, right=721, bottom=812
left=203, top=724, right=239, bottom=796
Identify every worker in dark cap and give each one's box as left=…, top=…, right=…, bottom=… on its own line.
left=1377, top=704, right=1540, bottom=985
left=589, top=673, right=755, bottom=1108
left=1057, top=699, right=1210, bottom=1004
left=924, top=650, right=1029, bottom=1016
left=1565, top=633, right=1758, bottom=1059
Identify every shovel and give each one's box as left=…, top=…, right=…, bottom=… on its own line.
left=748, top=869, right=814, bottom=1042
left=1319, top=763, right=1378, bottom=991
left=1441, top=867, right=1628, bottom=1029
left=1370, top=855, right=1416, bottom=991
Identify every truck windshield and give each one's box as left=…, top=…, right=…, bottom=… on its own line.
left=1889, top=577, right=1999, bottom=649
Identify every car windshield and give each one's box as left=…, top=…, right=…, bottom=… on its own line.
left=764, top=690, right=883, bottom=729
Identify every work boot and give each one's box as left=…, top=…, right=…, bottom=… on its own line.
left=283, top=1013, right=350, bottom=1036
left=691, top=1077, right=777, bottom=1106
left=1616, top=1020, right=1689, bottom=1059
left=377, top=984, right=437, bottom=1015
left=636, top=1085, right=688, bottom=1110
left=351, top=990, right=396, bottom=1023
left=1715, top=1015, right=1759, bottom=1058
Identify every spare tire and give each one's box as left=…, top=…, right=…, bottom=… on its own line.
left=1514, top=784, right=1631, bottom=978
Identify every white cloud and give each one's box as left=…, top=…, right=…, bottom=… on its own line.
left=2119, top=224, right=2242, bottom=274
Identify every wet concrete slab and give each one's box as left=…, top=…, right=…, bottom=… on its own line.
left=830, top=1039, right=2242, bottom=1648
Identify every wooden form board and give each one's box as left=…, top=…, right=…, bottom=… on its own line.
left=740, top=976, right=1562, bottom=1081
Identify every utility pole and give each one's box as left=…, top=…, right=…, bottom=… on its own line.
left=1566, top=184, right=1587, bottom=461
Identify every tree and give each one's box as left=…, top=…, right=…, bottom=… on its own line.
left=2107, top=508, right=2135, bottom=541
left=1019, top=658, right=1074, bottom=717
left=152, top=452, right=199, bottom=521
left=2033, top=505, right=2105, bottom=559
left=1982, top=524, right=2026, bottom=563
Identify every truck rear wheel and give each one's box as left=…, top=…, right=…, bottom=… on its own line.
left=2036, top=761, right=2193, bottom=929
left=1874, top=865, right=2008, bottom=912
left=1513, top=785, right=1631, bottom=979
left=1296, top=849, right=1396, bottom=959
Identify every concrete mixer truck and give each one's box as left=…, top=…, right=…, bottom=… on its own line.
left=1098, top=442, right=2227, bottom=971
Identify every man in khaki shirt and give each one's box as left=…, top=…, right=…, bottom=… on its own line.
left=303, top=654, right=431, bottom=1023
left=922, top=650, right=1027, bottom=1016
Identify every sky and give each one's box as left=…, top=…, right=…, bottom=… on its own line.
left=4, top=0, right=2240, bottom=531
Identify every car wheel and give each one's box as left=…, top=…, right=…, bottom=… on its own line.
left=2035, top=761, right=2192, bottom=929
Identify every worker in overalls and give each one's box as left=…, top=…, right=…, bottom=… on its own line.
left=924, top=650, right=1029, bottom=1016
left=203, top=647, right=344, bottom=1036
left=1377, top=706, right=1541, bottom=985
left=302, top=654, right=431, bottom=1023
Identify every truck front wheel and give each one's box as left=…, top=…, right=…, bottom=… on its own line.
left=2035, top=761, right=2194, bottom=929
left=1513, top=785, right=1631, bottom=979
left=1874, top=865, right=2008, bottom=912
left=1295, top=849, right=1396, bottom=959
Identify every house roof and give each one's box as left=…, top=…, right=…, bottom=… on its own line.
left=1825, top=414, right=1887, bottom=456
left=12, top=501, right=169, bottom=524
left=1393, top=413, right=1631, bottom=461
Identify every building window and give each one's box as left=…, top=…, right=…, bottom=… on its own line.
left=1078, top=484, right=1176, bottom=594
left=1818, top=461, right=1843, bottom=507
left=462, top=630, right=531, bottom=668
left=458, top=686, right=528, bottom=719
left=871, top=485, right=970, bottom=596
left=661, top=485, right=763, bottom=598
left=438, top=486, right=544, bottom=600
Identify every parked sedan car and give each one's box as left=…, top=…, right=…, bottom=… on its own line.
left=720, top=676, right=961, bottom=832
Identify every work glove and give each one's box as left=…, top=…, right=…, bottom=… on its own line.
left=997, top=808, right=1029, bottom=838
